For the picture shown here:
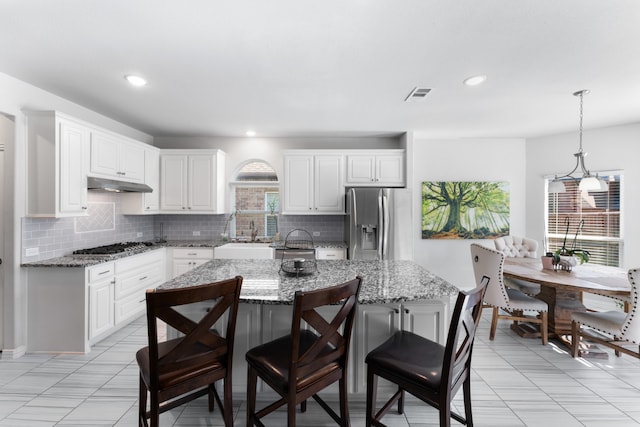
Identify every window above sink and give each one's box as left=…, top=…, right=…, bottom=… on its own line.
left=228, top=160, right=280, bottom=241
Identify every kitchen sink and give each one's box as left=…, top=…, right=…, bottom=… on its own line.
left=214, top=243, right=274, bottom=259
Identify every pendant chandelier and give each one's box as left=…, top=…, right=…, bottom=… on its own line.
left=548, top=90, right=609, bottom=193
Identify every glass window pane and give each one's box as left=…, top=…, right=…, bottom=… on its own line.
left=546, top=174, right=621, bottom=267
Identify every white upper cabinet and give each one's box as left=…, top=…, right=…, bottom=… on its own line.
left=160, top=149, right=226, bottom=213
left=90, top=130, right=145, bottom=183
left=121, top=146, right=161, bottom=214
left=283, top=151, right=344, bottom=214
left=26, top=111, right=90, bottom=217
left=346, top=150, right=405, bottom=186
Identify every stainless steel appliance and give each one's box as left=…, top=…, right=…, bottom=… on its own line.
left=345, top=187, right=412, bottom=260
left=72, top=241, right=154, bottom=257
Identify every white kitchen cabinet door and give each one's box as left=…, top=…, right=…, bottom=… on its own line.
left=160, top=150, right=225, bottom=213
left=346, top=151, right=405, bottom=187
left=353, top=304, right=401, bottom=394
left=346, top=155, right=376, bottom=184
left=231, top=304, right=261, bottom=393
left=59, top=119, right=90, bottom=215
left=89, top=278, right=115, bottom=341
left=314, top=155, right=344, bottom=213
left=118, top=142, right=145, bottom=182
left=170, top=248, right=214, bottom=278
left=160, top=154, right=188, bottom=211
left=187, top=154, right=215, bottom=211
left=375, top=154, right=405, bottom=186
left=401, top=300, right=448, bottom=344
left=120, top=147, right=161, bottom=214
left=283, top=154, right=313, bottom=213
left=283, top=152, right=344, bottom=214
left=143, top=147, right=160, bottom=211
left=90, top=131, right=145, bottom=183
left=89, top=130, right=120, bottom=178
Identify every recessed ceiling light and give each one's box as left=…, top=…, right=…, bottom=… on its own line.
left=124, top=74, right=147, bottom=87
left=463, top=75, right=487, bottom=86
left=246, top=130, right=256, bottom=137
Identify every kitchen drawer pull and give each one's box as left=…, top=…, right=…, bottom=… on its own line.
left=139, top=276, right=148, bottom=281
left=187, top=253, right=197, bottom=256
left=98, top=270, right=111, bottom=275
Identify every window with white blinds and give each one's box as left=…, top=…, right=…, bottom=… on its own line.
left=546, top=174, right=622, bottom=267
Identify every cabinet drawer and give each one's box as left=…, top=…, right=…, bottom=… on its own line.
left=115, top=262, right=163, bottom=299
left=116, top=249, right=164, bottom=274
left=172, top=247, right=214, bottom=259
left=115, top=291, right=146, bottom=324
left=316, top=248, right=346, bottom=260
left=88, top=263, right=115, bottom=283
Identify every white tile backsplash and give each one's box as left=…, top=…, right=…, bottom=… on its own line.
left=22, top=193, right=345, bottom=263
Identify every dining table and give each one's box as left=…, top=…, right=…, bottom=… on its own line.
left=503, top=257, right=631, bottom=339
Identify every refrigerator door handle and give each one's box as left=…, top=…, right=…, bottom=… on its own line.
left=350, top=188, right=358, bottom=257
left=379, top=190, right=389, bottom=260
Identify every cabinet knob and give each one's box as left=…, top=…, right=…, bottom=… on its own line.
left=82, top=206, right=88, bottom=210
left=182, top=207, right=186, bottom=210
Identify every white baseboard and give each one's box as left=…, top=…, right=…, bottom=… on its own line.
left=1, top=345, right=26, bottom=359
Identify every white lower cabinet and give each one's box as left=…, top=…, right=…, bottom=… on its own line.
left=88, top=263, right=115, bottom=342
left=315, top=247, right=347, bottom=260
left=26, top=248, right=166, bottom=353
left=352, top=299, right=448, bottom=394
left=170, top=247, right=214, bottom=278
left=114, top=250, right=165, bottom=324
left=165, top=298, right=447, bottom=396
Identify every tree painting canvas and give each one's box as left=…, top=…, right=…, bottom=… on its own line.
left=422, top=181, right=510, bottom=239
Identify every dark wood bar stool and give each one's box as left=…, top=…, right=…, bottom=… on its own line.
left=136, top=276, right=243, bottom=427
left=245, top=277, right=362, bottom=426
left=365, top=279, right=488, bottom=427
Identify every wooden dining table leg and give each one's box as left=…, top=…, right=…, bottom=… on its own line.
left=535, top=285, right=586, bottom=336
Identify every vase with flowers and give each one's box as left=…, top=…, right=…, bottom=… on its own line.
left=553, top=218, right=590, bottom=270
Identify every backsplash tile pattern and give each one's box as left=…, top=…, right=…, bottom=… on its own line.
left=75, top=202, right=115, bottom=233
left=22, top=192, right=345, bottom=263
left=278, top=215, right=344, bottom=241
left=22, top=192, right=155, bottom=263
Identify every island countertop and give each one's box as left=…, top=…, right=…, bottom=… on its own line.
left=158, top=259, right=458, bottom=305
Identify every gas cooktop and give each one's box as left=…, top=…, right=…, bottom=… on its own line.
left=72, top=241, right=155, bottom=255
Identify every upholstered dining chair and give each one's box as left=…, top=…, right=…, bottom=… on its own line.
left=571, top=267, right=640, bottom=359
left=365, top=280, right=488, bottom=427
left=471, top=243, right=549, bottom=345
left=493, top=235, right=541, bottom=296
left=137, top=276, right=243, bottom=427
left=246, top=277, right=362, bottom=427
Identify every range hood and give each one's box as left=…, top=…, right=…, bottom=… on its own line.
left=87, top=176, right=152, bottom=193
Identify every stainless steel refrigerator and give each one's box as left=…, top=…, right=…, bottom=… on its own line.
left=345, top=187, right=413, bottom=260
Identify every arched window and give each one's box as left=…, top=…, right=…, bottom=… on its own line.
left=229, top=160, right=279, bottom=240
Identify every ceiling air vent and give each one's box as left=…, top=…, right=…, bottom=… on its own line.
left=404, top=87, right=432, bottom=102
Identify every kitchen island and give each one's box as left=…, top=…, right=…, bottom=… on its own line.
left=160, top=258, right=457, bottom=304
left=161, top=258, right=458, bottom=396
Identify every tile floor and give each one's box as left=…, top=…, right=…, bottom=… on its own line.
left=1, top=300, right=640, bottom=426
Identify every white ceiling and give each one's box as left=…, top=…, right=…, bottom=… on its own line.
left=2, top=1, right=639, bottom=139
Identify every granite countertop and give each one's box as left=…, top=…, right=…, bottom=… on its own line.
left=20, top=240, right=218, bottom=268
left=158, top=259, right=458, bottom=305
left=21, top=240, right=348, bottom=268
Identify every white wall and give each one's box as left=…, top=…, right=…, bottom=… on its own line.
left=526, top=123, right=640, bottom=269
left=411, top=138, right=527, bottom=290
left=0, top=72, right=153, bottom=356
